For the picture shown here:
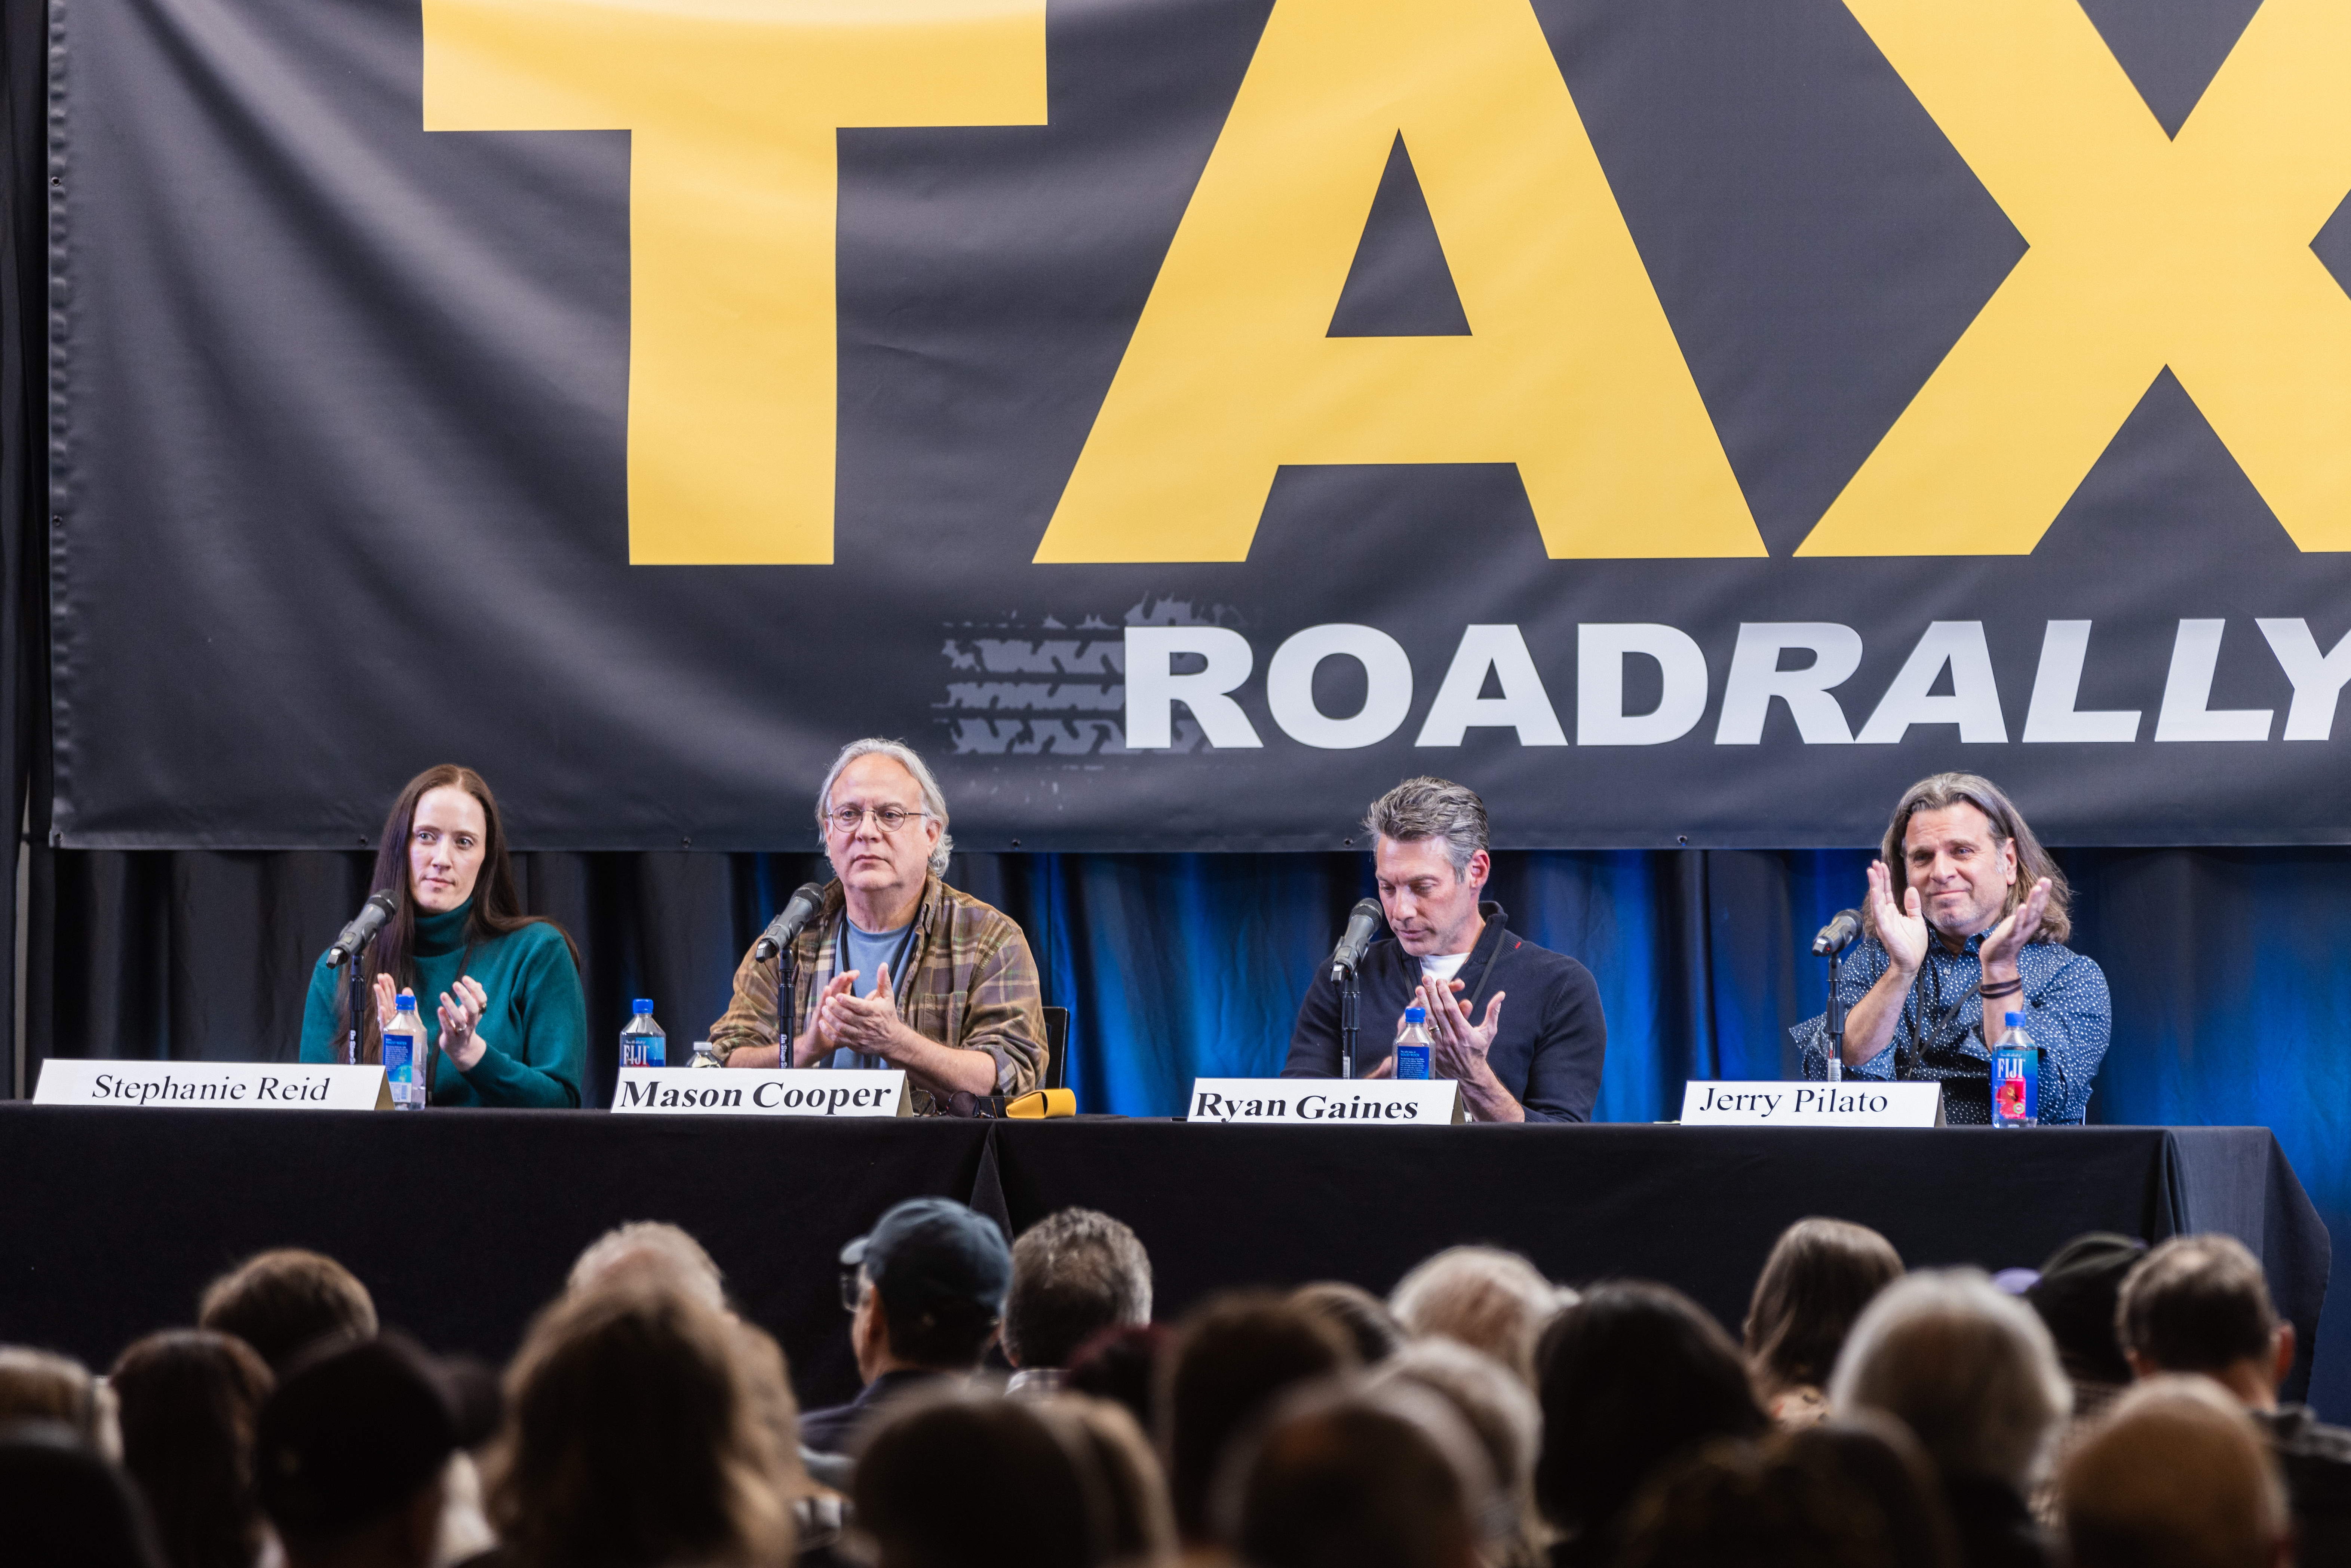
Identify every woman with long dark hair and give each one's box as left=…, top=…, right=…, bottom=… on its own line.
left=298, top=764, right=586, bottom=1106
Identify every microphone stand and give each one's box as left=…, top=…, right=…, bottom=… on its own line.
left=1823, top=943, right=1845, bottom=1085
left=344, top=959, right=365, bottom=1068
left=1338, top=967, right=1360, bottom=1081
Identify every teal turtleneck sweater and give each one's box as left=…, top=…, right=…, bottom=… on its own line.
left=300, top=899, right=586, bottom=1108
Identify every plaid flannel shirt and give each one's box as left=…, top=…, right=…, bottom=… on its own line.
left=708, top=874, right=1046, bottom=1099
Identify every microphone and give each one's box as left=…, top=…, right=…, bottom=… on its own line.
left=1811, top=908, right=1862, bottom=957
left=752, top=883, right=827, bottom=963
left=326, top=892, right=399, bottom=969
left=1328, top=898, right=1384, bottom=982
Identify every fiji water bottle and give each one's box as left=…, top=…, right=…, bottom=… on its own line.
left=1394, top=1006, right=1434, bottom=1081
left=383, top=994, right=422, bottom=1111
left=621, top=999, right=667, bottom=1069
left=1991, top=1011, right=2039, bottom=1127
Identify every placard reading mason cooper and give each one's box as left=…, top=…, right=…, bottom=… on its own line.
left=610, top=1067, right=911, bottom=1118
left=34, top=1059, right=392, bottom=1111
left=1187, top=1078, right=1465, bottom=1125
left=1678, top=1080, right=1946, bottom=1128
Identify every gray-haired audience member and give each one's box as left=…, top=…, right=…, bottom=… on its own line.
left=1282, top=776, right=1609, bottom=1122
left=1534, top=1282, right=1769, bottom=1568
left=197, top=1248, right=379, bottom=1373
left=1368, top=1338, right=1544, bottom=1568
left=1831, top=1268, right=2069, bottom=1568
left=801, top=1197, right=1012, bottom=1457
left=567, top=1219, right=728, bottom=1312
left=2117, top=1232, right=2351, bottom=1564
left=0, top=1345, right=120, bottom=1457
left=257, top=1335, right=457, bottom=1568
left=1292, top=1281, right=1406, bottom=1366
left=1221, top=1380, right=1496, bottom=1568
left=2060, top=1377, right=2292, bottom=1568
left=1390, top=1245, right=1568, bottom=1383
left=1003, top=1208, right=1153, bottom=1395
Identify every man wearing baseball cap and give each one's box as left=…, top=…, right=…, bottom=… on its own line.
left=256, top=1334, right=458, bottom=1568
left=801, top=1196, right=1012, bottom=1456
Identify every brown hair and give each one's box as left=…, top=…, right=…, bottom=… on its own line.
left=1869, top=772, right=2070, bottom=945
left=1744, top=1219, right=1906, bottom=1399
left=197, top=1249, right=377, bottom=1372
left=485, top=1283, right=789, bottom=1568
left=2115, top=1235, right=2278, bottom=1375
left=110, top=1331, right=275, bottom=1568
left=341, top=764, right=578, bottom=1064
left=1160, top=1292, right=1358, bottom=1545
left=0, top=1347, right=113, bottom=1450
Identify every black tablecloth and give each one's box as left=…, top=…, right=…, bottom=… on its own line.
left=0, top=1108, right=2325, bottom=1406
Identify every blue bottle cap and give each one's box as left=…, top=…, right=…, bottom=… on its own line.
left=2005, top=1010, right=2025, bottom=1027
left=633, top=998, right=655, bottom=1014
left=395, top=994, right=417, bottom=1012
left=1404, top=1006, right=1426, bottom=1023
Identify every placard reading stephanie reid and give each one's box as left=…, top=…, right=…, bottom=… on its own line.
left=1187, top=1078, right=1465, bottom=1126
left=34, top=1059, right=392, bottom=1110
left=610, top=1068, right=911, bottom=1118
left=1678, top=1080, right=1946, bottom=1128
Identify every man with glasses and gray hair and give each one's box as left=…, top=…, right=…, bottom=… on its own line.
left=706, top=738, right=1047, bottom=1102
left=1281, top=776, right=1606, bottom=1122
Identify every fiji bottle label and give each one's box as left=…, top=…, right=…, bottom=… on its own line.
left=1393, top=1044, right=1433, bottom=1081
left=383, top=1034, right=414, bottom=1087
left=1991, top=1049, right=2038, bottom=1125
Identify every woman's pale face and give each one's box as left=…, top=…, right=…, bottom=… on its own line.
left=408, top=785, right=489, bottom=913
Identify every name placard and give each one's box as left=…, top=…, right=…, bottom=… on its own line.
left=1679, top=1080, right=1946, bottom=1128
left=34, top=1059, right=391, bottom=1110
left=611, top=1067, right=911, bottom=1118
left=1187, top=1078, right=1465, bottom=1126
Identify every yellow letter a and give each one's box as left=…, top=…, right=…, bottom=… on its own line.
left=422, top=0, right=1046, bottom=564
left=1033, top=0, right=1762, bottom=563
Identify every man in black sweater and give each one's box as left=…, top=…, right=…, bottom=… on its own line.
left=1281, top=776, right=1606, bottom=1122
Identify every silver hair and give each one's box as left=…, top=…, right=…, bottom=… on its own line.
left=1388, top=1246, right=1566, bottom=1385
left=1829, top=1268, right=2071, bottom=1490
left=567, top=1220, right=727, bottom=1313
left=1003, top=1208, right=1154, bottom=1368
left=816, top=738, right=954, bottom=877
left=1366, top=1337, right=1543, bottom=1500
left=1364, top=777, right=1491, bottom=877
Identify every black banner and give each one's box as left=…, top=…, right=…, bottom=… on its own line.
left=47, top=0, right=2351, bottom=850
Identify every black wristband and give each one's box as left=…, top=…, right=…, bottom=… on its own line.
left=1977, top=976, right=2023, bottom=1000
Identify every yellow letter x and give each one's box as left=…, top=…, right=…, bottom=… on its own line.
left=422, top=0, right=1046, bottom=564
left=1800, top=0, right=2351, bottom=556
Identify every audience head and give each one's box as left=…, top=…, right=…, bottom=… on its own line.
left=256, top=1334, right=456, bottom=1568
left=0, top=1344, right=119, bottom=1457
left=1780, top=1415, right=1964, bottom=1568
left=726, top=1318, right=812, bottom=1500
left=1829, top=1267, right=2069, bottom=1492
left=1388, top=1246, right=1564, bottom=1382
left=1004, top=1208, right=1153, bottom=1371
left=1044, top=1394, right=1179, bottom=1564
left=2059, top=1375, right=2291, bottom=1568
left=567, top=1220, right=728, bottom=1312
left=1532, top=1282, right=1767, bottom=1549
left=487, top=1282, right=789, bottom=1568
left=0, top=1424, right=164, bottom=1568
left=846, top=1197, right=1013, bottom=1377
left=110, top=1330, right=274, bottom=1568
left=1743, top=1218, right=1904, bottom=1399
left=853, top=1387, right=1117, bottom=1568
left=198, top=1248, right=377, bottom=1372
left=1367, top=1338, right=1541, bottom=1563
left=1161, top=1290, right=1359, bottom=1546
left=1292, top=1281, right=1405, bottom=1365
left=1065, top=1322, right=1170, bottom=1436
left=1613, top=1423, right=1956, bottom=1568
left=2024, top=1231, right=2145, bottom=1388
left=1220, top=1380, right=1495, bottom=1568
left=2115, top=1234, right=2292, bottom=1405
